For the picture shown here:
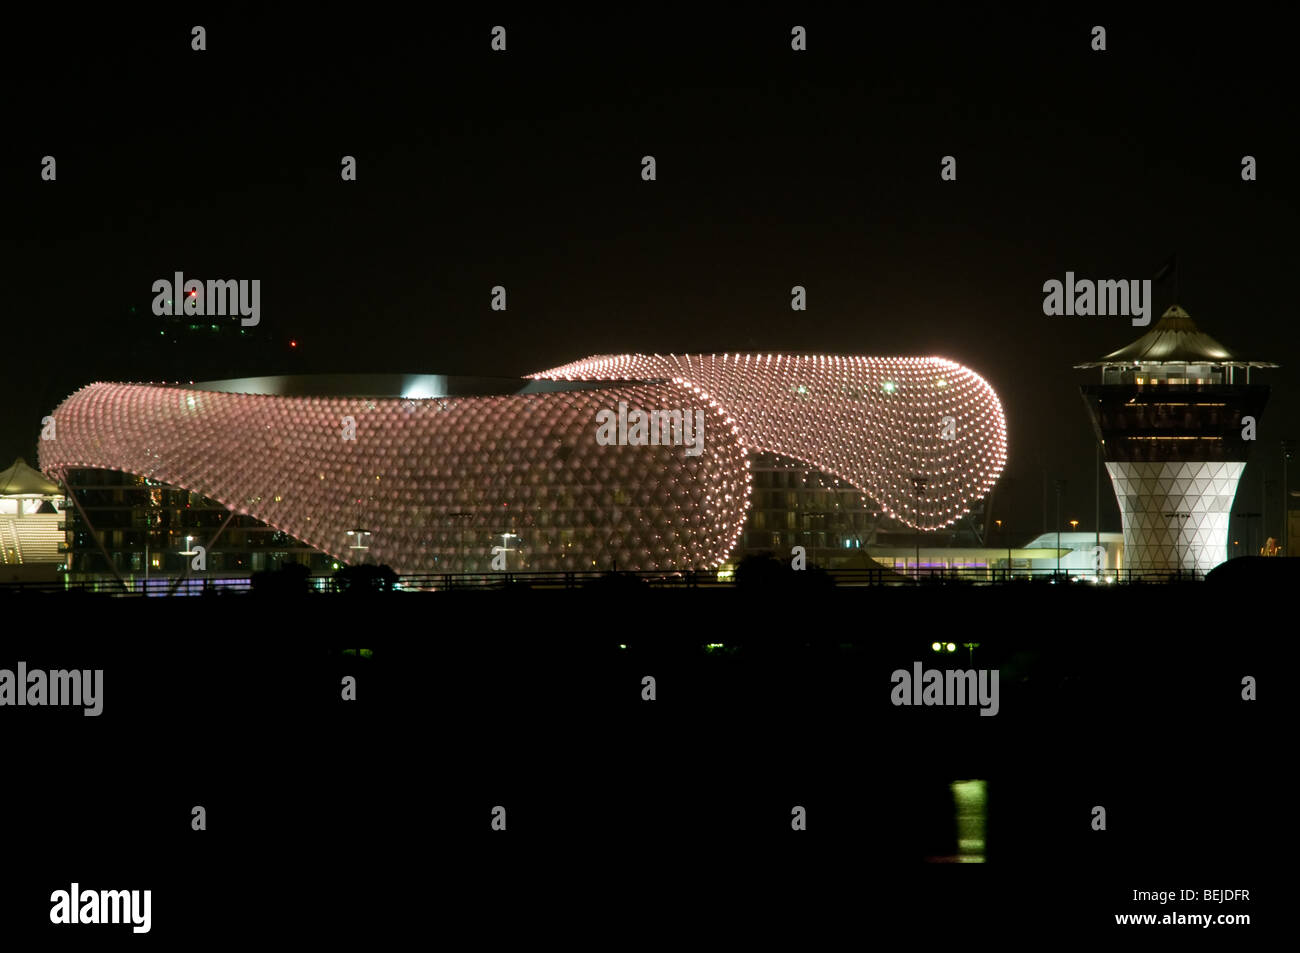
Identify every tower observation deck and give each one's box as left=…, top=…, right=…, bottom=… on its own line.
left=1076, top=305, right=1277, bottom=574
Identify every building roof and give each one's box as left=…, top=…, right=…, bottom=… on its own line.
left=0, top=458, right=62, bottom=497
left=533, top=353, right=1008, bottom=531
left=39, top=353, right=1009, bottom=572
left=1022, top=532, right=1125, bottom=549
left=1074, top=305, right=1280, bottom=369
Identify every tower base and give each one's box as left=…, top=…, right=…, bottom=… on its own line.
left=1106, top=460, right=1244, bottom=574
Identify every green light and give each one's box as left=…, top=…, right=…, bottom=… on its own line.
left=951, top=780, right=987, bottom=862
left=618, top=644, right=627, bottom=650
left=946, top=642, right=956, bottom=652
left=931, top=641, right=942, bottom=652
left=882, top=381, right=897, bottom=394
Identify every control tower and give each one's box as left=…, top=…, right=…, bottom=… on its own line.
left=1077, top=305, right=1277, bottom=575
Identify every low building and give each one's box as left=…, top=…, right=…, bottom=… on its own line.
left=0, top=457, right=66, bottom=583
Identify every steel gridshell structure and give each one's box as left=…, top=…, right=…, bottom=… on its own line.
left=39, top=353, right=1007, bottom=573
left=534, top=353, right=1007, bottom=531
left=40, top=381, right=751, bottom=573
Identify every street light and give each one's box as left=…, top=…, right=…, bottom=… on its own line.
left=1054, top=480, right=1065, bottom=578
left=912, top=475, right=928, bottom=580
left=346, top=528, right=372, bottom=564
left=994, top=519, right=1003, bottom=581
left=1235, top=511, right=1261, bottom=559
left=804, top=510, right=831, bottom=571
left=448, top=512, right=473, bottom=573
left=1164, top=512, right=1190, bottom=579
left=499, top=532, right=518, bottom=572
left=1284, top=441, right=1295, bottom=556
left=995, top=519, right=1012, bottom=582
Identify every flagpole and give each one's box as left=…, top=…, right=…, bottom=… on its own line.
left=1154, top=254, right=1178, bottom=308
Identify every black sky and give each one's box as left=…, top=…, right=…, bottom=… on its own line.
left=4, top=9, right=1297, bottom=542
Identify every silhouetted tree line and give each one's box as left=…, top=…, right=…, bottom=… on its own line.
left=734, top=552, right=834, bottom=590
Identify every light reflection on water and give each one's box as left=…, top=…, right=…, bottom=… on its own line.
left=951, top=779, right=987, bottom=863
left=924, top=779, right=986, bottom=863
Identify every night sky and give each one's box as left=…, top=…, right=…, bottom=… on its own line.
left=5, top=9, right=1296, bottom=542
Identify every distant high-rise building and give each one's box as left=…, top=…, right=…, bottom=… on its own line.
left=1077, top=305, right=1277, bottom=575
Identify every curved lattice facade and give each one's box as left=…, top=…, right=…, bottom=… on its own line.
left=39, top=381, right=751, bottom=573
left=39, top=353, right=1006, bottom=572
left=534, top=354, right=1007, bottom=530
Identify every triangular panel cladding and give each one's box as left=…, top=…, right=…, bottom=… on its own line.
left=1106, top=461, right=1245, bottom=574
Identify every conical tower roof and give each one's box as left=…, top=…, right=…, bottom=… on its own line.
left=1075, top=305, right=1279, bottom=368
left=0, top=457, right=62, bottom=496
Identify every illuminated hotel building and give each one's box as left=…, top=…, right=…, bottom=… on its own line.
left=1077, top=306, right=1276, bottom=575
left=39, top=354, right=1007, bottom=581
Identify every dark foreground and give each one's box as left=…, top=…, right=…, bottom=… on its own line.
left=1, top=583, right=1279, bottom=942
